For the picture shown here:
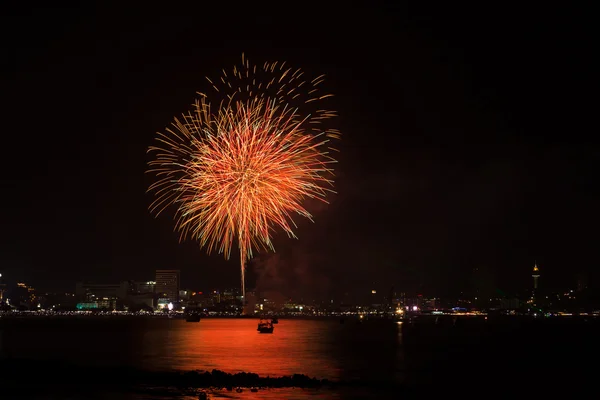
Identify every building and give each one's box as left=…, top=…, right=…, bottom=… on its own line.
left=155, top=270, right=180, bottom=303
left=75, top=281, right=129, bottom=310
left=532, top=263, right=540, bottom=289
left=261, top=291, right=287, bottom=312
left=392, top=292, right=407, bottom=308
left=130, top=281, right=156, bottom=294
left=244, top=291, right=258, bottom=315
left=75, top=282, right=129, bottom=301
left=127, top=294, right=154, bottom=310
left=126, top=281, right=156, bottom=310
left=421, top=297, right=439, bottom=311
left=179, top=289, right=192, bottom=301
left=221, top=288, right=240, bottom=303
left=14, top=282, right=37, bottom=308
left=210, top=290, right=221, bottom=304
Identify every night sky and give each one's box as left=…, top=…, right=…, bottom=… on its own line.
left=1, top=3, right=596, bottom=298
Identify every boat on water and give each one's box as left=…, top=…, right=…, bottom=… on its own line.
left=271, top=317, right=279, bottom=324
left=185, top=313, right=201, bottom=322
left=257, top=319, right=274, bottom=333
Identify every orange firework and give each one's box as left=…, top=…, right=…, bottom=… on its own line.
left=147, top=55, right=339, bottom=301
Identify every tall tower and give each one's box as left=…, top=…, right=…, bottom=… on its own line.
left=532, top=263, right=540, bottom=290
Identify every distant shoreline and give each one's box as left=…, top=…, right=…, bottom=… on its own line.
left=1, top=311, right=597, bottom=324
left=0, top=313, right=372, bottom=320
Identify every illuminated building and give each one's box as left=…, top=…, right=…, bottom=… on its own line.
left=75, top=282, right=129, bottom=310
left=532, top=263, right=540, bottom=290
left=155, top=270, right=180, bottom=303
left=421, top=297, right=439, bottom=311
left=244, top=291, right=257, bottom=314
left=260, top=291, right=286, bottom=312
left=127, top=281, right=156, bottom=309
left=221, top=288, right=240, bottom=303
left=76, top=302, right=98, bottom=310
left=179, top=289, right=192, bottom=301
left=131, top=281, right=156, bottom=294
left=12, top=282, right=37, bottom=308
left=210, top=290, right=221, bottom=304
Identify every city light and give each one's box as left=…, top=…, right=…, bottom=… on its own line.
left=2, top=267, right=595, bottom=319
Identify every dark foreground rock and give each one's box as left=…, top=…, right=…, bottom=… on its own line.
left=0, top=361, right=387, bottom=394
left=140, top=368, right=337, bottom=389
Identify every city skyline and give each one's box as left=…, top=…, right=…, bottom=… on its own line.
left=0, top=261, right=587, bottom=303
left=2, top=260, right=598, bottom=317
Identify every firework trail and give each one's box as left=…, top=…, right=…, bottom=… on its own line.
left=147, top=55, right=339, bottom=302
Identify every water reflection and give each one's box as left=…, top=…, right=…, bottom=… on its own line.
left=3, top=317, right=598, bottom=398
left=1, top=317, right=405, bottom=384
left=142, top=318, right=394, bottom=380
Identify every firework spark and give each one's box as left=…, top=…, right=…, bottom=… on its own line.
left=147, top=55, right=339, bottom=301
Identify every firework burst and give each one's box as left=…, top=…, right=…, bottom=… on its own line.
left=147, top=55, right=339, bottom=301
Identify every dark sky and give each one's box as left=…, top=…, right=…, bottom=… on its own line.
left=1, top=3, right=596, bottom=298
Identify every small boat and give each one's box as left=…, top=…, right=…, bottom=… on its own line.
left=257, top=319, right=274, bottom=334
left=185, top=314, right=201, bottom=322
left=271, top=317, right=279, bottom=324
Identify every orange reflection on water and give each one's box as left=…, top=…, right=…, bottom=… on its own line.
left=142, top=318, right=340, bottom=379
